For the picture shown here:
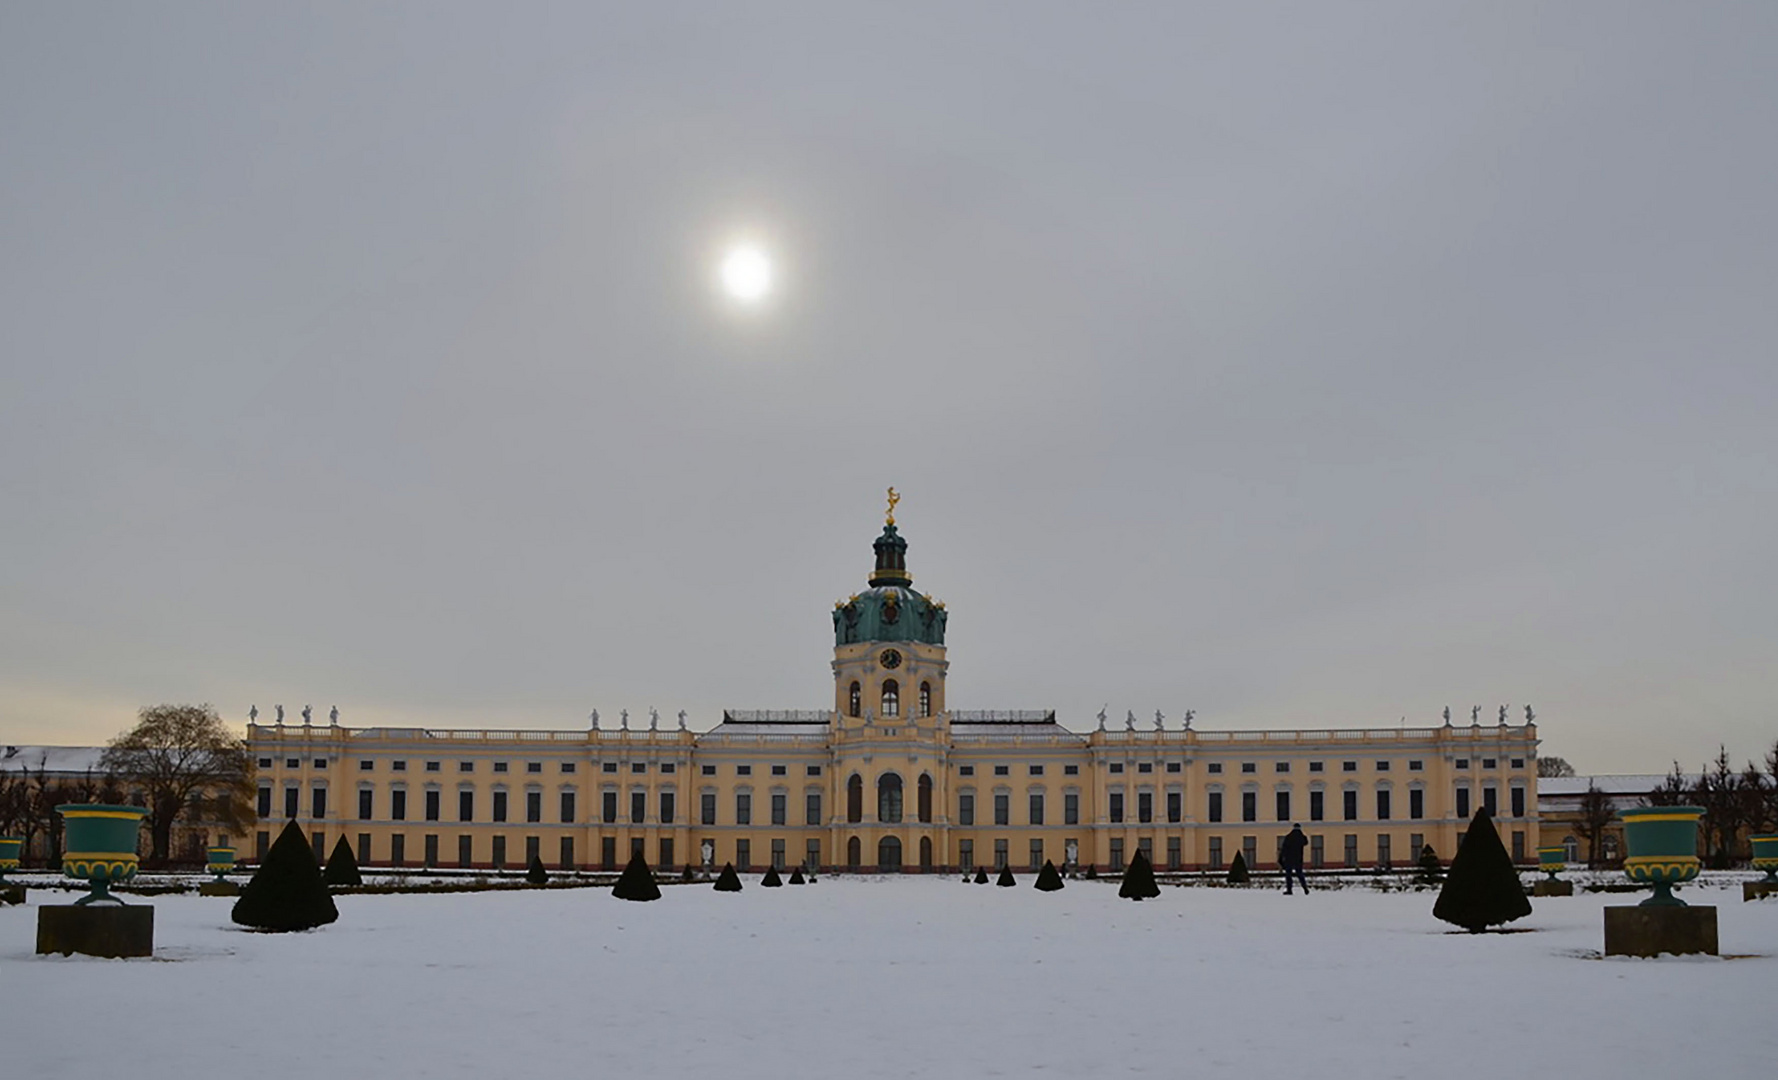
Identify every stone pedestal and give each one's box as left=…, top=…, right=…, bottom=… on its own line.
left=1603, top=905, right=1717, bottom=957
left=0, top=884, right=25, bottom=906
left=1533, top=879, right=1574, bottom=897
left=199, top=880, right=240, bottom=897
left=1744, top=881, right=1778, bottom=902
left=36, top=904, right=154, bottom=958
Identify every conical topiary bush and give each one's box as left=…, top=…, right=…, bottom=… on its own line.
left=996, top=865, right=1016, bottom=887
left=231, top=820, right=339, bottom=932
left=1034, top=859, right=1064, bottom=892
left=526, top=854, right=548, bottom=884
left=1433, top=808, right=1533, bottom=932
left=788, top=866, right=805, bottom=885
left=974, top=867, right=989, bottom=884
left=612, top=850, right=661, bottom=901
left=1416, top=844, right=1443, bottom=884
left=1118, top=849, right=1161, bottom=900
left=713, top=862, right=743, bottom=892
left=1226, top=850, right=1250, bottom=885
left=761, top=864, right=783, bottom=887
left=322, top=835, right=362, bottom=888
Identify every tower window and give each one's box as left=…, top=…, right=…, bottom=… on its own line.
left=919, top=682, right=931, bottom=717
left=881, top=679, right=900, bottom=719
left=848, top=681, right=861, bottom=718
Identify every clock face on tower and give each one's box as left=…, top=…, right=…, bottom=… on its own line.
left=879, top=648, right=902, bottom=670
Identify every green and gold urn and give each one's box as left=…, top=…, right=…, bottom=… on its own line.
left=1619, top=805, right=1703, bottom=907
left=206, top=846, right=236, bottom=882
left=58, top=804, right=147, bottom=905
left=1537, top=846, right=1566, bottom=881
left=0, top=835, right=22, bottom=882
left=1751, top=834, right=1778, bottom=884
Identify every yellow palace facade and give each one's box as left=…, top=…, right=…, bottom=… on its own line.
left=245, top=507, right=1540, bottom=875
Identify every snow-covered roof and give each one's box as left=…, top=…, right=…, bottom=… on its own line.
left=0, top=745, right=107, bottom=775
left=1538, top=774, right=1692, bottom=797
left=708, top=722, right=831, bottom=736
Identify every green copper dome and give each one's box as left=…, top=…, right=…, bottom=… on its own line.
left=833, top=522, right=947, bottom=646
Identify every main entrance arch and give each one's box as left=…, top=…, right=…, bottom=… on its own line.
left=878, top=835, right=903, bottom=872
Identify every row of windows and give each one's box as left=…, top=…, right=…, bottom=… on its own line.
left=847, top=680, right=933, bottom=718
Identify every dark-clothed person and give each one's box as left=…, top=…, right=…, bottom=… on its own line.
left=1279, top=825, right=1310, bottom=894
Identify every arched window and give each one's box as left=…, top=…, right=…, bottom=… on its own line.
left=919, top=682, right=931, bottom=717
left=847, top=773, right=863, bottom=824
left=917, top=773, right=933, bottom=823
left=878, top=835, right=903, bottom=872
left=847, top=836, right=862, bottom=868
left=1563, top=835, right=1579, bottom=862
left=848, top=681, right=861, bottom=718
left=878, top=773, right=904, bottom=823
left=881, top=679, right=900, bottom=718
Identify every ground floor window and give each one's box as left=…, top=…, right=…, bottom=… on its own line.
left=958, top=839, right=974, bottom=871
left=847, top=836, right=861, bottom=868
left=1208, top=836, right=1223, bottom=869
left=601, top=836, right=617, bottom=870
left=1310, top=834, right=1323, bottom=868
left=525, top=835, right=540, bottom=864
left=391, top=833, right=406, bottom=866
left=1109, top=838, right=1125, bottom=872
left=994, top=838, right=1009, bottom=871
left=1138, top=837, right=1153, bottom=866
left=660, top=836, right=674, bottom=869
left=736, top=839, right=751, bottom=872
left=256, top=830, right=270, bottom=859
left=424, top=834, right=439, bottom=869
left=312, top=832, right=326, bottom=861
left=1167, top=836, right=1181, bottom=870
left=1241, top=835, right=1257, bottom=869
left=1030, top=839, right=1044, bottom=871
left=1408, top=833, right=1423, bottom=863
left=459, top=834, right=473, bottom=867
left=1343, top=834, right=1358, bottom=868
left=1511, top=830, right=1525, bottom=863
left=806, top=839, right=821, bottom=871
left=559, top=836, right=574, bottom=869
left=358, top=832, right=372, bottom=866
left=772, top=838, right=786, bottom=869
left=1377, top=833, right=1391, bottom=867
left=491, top=834, right=506, bottom=870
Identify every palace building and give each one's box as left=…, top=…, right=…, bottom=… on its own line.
left=245, top=505, right=1541, bottom=874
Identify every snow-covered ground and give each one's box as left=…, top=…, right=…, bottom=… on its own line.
left=4, top=875, right=1773, bottom=1079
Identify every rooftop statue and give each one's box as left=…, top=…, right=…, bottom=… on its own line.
left=1183, top=709, right=1194, bottom=728
left=330, top=705, right=339, bottom=725
left=275, top=704, right=284, bottom=724
left=249, top=705, right=258, bottom=723
left=589, top=709, right=600, bottom=730
left=302, top=704, right=312, bottom=725
left=678, top=710, right=688, bottom=731
left=649, top=707, right=659, bottom=731
left=620, top=709, right=629, bottom=730
left=1096, top=707, right=1107, bottom=732
left=1154, top=710, right=1164, bottom=731
left=885, top=486, right=900, bottom=525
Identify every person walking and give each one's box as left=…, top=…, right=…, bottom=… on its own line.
left=1279, top=824, right=1310, bottom=894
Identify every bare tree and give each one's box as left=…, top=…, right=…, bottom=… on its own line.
left=1536, top=756, right=1576, bottom=778
left=1645, top=763, right=1692, bottom=807
left=100, top=704, right=253, bottom=867
left=1574, top=784, right=1616, bottom=869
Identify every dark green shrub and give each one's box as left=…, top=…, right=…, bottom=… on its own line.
left=996, top=865, right=1016, bottom=886
left=612, top=851, right=661, bottom=902
left=974, top=867, right=989, bottom=884
left=761, top=864, right=783, bottom=887
left=1226, top=851, right=1250, bottom=885
left=1433, top=808, right=1532, bottom=932
left=231, top=820, right=339, bottom=932
left=680, top=864, right=694, bottom=883
left=1119, top=849, right=1160, bottom=900
left=526, top=855, right=548, bottom=885
left=713, top=862, right=743, bottom=892
left=1034, top=860, right=1064, bottom=892
left=322, top=835, right=362, bottom=888
left=1416, top=845, right=1443, bottom=884
left=787, top=867, right=805, bottom=885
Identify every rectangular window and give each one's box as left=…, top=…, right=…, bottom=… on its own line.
left=807, top=765, right=822, bottom=776
left=1342, top=790, right=1358, bottom=822
left=736, top=792, right=752, bottom=826
left=1482, top=758, right=1496, bottom=770
left=459, top=761, right=474, bottom=773
left=1029, top=792, right=1045, bottom=826
left=1137, top=763, right=1152, bottom=774
left=559, top=836, right=574, bottom=869
left=258, top=786, right=272, bottom=818
left=1166, top=762, right=1181, bottom=774
left=357, top=788, right=374, bottom=821
left=1207, top=763, right=1223, bottom=774
left=1167, top=791, right=1182, bottom=823
left=736, top=765, right=751, bottom=776
left=1137, top=791, right=1153, bottom=824
left=493, top=790, right=508, bottom=823
left=1208, top=791, right=1223, bottom=823
left=1166, top=836, right=1182, bottom=870
left=458, top=834, right=473, bottom=867
left=1309, top=834, right=1324, bottom=868
left=313, top=832, right=328, bottom=862
left=526, top=791, right=542, bottom=823
left=959, top=765, right=974, bottom=777
left=602, top=790, right=619, bottom=824
left=771, top=764, right=787, bottom=776
left=994, top=838, right=1010, bottom=870
left=391, top=833, right=406, bottom=866
left=1482, top=785, right=1498, bottom=816
left=459, top=790, right=474, bottom=822
left=423, top=834, right=439, bottom=868
left=805, top=839, right=820, bottom=870
left=1062, top=792, right=1078, bottom=825
left=391, top=789, right=407, bottom=821
left=631, top=790, right=646, bottom=824
left=1109, top=763, right=1124, bottom=774
left=491, top=835, right=506, bottom=870
left=1510, top=786, right=1525, bottom=817
left=994, top=765, right=1010, bottom=776
left=1308, top=761, right=1323, bottom=773
left=771, top=838, right=786, bottom=869
left=494, top=762, right=508, bottom=773
left=426, top=762, right=440, bottom=773
left=1241, top=763, right=1256, bottom=774
left=1510, top=758, right=1525, bottom=770
left=1343, top=834, right=1359, bottom=868
left=959, top=793, right=975, bottom=826
left=1511, top=830, right=1526, bottom=862
left=1242, top=835, right=1257, bottom=869
left=771, top=792, right=787, bottom=826
left=1241, top=791, right=1257, bottom=823
left=1408, top=760, right=1423, bottom=771
left=1409, top=833, right=1423, bottom=860
left=1029, top=839, right=1044, bottom=871
left=701, top=764, right=717, bottom=776
left=994, top=793, right=1010, bottom=826
left=259, top=757, right=274, bottom=769
left=1029, top=765, right=1044, bottom=776
left=527, top=762, right=542, bottom=774
left=1455, top=759, right=1469, bottom=770
left=735, top=839, right=751, bottom=872
left=1409, top=788, right=1424, bottom=820
left=1376, top=789, right=1391, bottom=821
left=631, top=763, right=645, bottom=774
left=806, top=792, right=822, bottom=826
left=285, top=758, right=299, bottom=769
left=1064, top=764, right=1079, bottom=776
left=1208, top=836, right=1224, bottom=869
left=1377, top=834, right=1392, bottom=867
left=1108, top=838, right=1124, bottom=872
left=1376, top=760, right=1391, bottom=772
left=700, top=792, right=716, bottom=826
left=601, top=836, right=617, bottom=871
left=524, top=836, right=541, bottom=864
left=1276, top=762, right=1290, bottom=773
left=358, top=759, right=372, bottom=771
left=358, top=833, right=372, bottom=865
left=959, top=839, right=974, bottom=871
left=659, top=791, right=675, bottom=825
left=561, top=763, right=576, bottom=774
left=1109, top=792, right=1124, bottom=824
left=284, top=786, right=299, bottom=819
left=1276, top=790, right=1290, bottom=822
left=660, top=763, right=675, bottom=775
left=424, top=790, right=440, bottom=822
left=257, top=830, right=270, bottom=858
left=392, top=760, right=407, bottom=772
left=1456, top=786, right=1471, bottom=819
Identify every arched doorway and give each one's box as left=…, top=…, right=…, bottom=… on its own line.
left=919, top=835, right=932, bottom=870
left=917, top=774, right=933, bottom=823
left=847, top=836, right=862, bottom=869
left=847, top=774, right=863, bottom=823
left=878, top=835, right=902, bottom=872
left=878, top=773, right=904, bottom=823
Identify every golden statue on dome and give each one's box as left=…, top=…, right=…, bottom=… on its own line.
left=885, top=486, right=900, bottom=525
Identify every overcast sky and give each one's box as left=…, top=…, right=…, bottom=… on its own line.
left=3, top=3, right=1774, bottom=773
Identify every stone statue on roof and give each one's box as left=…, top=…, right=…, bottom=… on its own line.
left=1125, top=710, right=1136, bottom=731
left=302, top=704, right=312, bottom=725
left=1498, top=704, right=1507, bottom=725
left=1443, top=706, right=1451, bottom=726
left=1471, top=705, right=1480, bottom=724
left=275, top=704, right=284, bottom=724
left=1183, top=709, right=1194, bottom=729
left=620, top=709, right=629, bottom=730
left=330, top=705, right=339, bottom=725
left=589, top=709, right=599, bottom=729
left=249, top=705, right=257, bottom=723
left=649, top=707, right=659, bottom=731
left=1525, top=704, right=1535, bottom=724
left=1096, top=707, right=1107, bottom=732
left=1154, top=710, right=1164, bottom=731
left=678, top=710, right=687, bottom=731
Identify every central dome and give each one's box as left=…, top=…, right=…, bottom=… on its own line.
left=833, top=521, right=947, bottom=645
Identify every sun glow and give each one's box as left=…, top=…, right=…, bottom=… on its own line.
left=719, top=245, right=773, bottom=303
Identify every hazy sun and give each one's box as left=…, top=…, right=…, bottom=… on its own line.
left=719, top=246, right=773, bottom=303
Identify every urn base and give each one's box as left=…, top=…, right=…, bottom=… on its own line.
left=1532, top=880, right=1574, bottom=897
left=1603, top=904, right=1717, bottom=957
left=0, top=884, right=25, bottom=906
left=199, top=880, right=241, bottom=896
left=36, top=903, right=154, bottom=958
left=1744, top=881, right=1778, bottom=902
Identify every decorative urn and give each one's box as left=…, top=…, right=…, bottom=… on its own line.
left=206, top=846, right=236, bottom=883
left=57, top=804, right=147, bottom=905
left=1619, top=805, right=1703, bottom=907
left=1751, top=834, right=1778, bottom=884
left=0, top=835, right=22, bottom=882
left=1537, top=846, right=1566, bottom=881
